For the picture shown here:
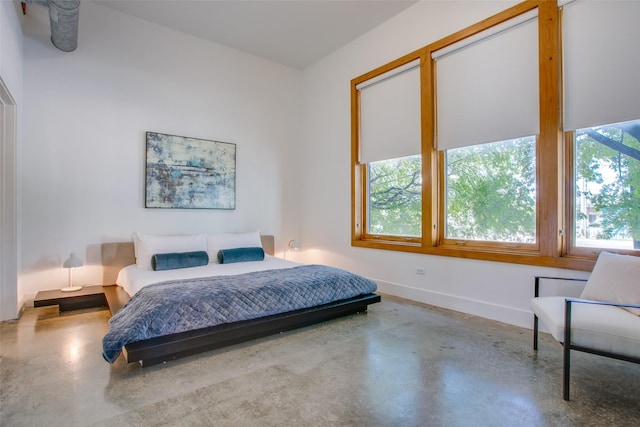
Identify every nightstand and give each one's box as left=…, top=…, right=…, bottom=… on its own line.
left=34, top=285, right=107, bottom=311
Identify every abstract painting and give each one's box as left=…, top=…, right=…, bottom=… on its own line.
left=145, top=132, right=236, bottom=209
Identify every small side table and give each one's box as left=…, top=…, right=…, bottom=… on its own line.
left=34, top=285, right=107, bottom=312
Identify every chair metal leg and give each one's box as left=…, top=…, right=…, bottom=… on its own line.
left=563, top=342, right=571, bottom=400
left=533, top=314, right=539, bottom=350
left=533, top=276, right=540, bottom=351
left=563, top=299, right=573, bottom=401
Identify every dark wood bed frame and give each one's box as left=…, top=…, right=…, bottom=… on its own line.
left=101, top=236, right=381, bottom=367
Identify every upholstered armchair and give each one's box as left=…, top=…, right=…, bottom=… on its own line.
left=530, top=251, right=640, bottom=400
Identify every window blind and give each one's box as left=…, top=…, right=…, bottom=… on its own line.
left=357, top=59, right=421, bottom=164
left=433, top=10, right=539, bottom=151
left=562, top=0, right=640, bottom=131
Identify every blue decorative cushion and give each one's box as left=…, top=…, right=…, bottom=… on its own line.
left=217, top=247, right=265, bottom=264
left=151, top=251, right=209, bottom=271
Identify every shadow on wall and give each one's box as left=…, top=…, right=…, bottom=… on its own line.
left=29, top=254, right=61, bottom=271
left=25, top=242, right=104, bottom=274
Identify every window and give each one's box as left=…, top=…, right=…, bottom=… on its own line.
left=354, top=58, right=422, bottom=243
left=368, top=155, right=421, bottom=237
left=571, top=119, right=640, bottom=252
left=433, top=9, right=539, bottom=251
left=444, top=137, right=536, bottom=244
left=351, top=0, right=639, bottom=270
left=562, top=0, right=640, bottom=256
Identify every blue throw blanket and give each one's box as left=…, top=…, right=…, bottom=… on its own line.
left=102, top=265, right=377, bottom=363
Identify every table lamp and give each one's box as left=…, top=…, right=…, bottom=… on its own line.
left=61, top=252, right=83, bottom=292
left=285, top=240, right=301, bottom=259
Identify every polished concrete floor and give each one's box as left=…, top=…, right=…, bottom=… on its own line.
left=1, top=294, right=639, bottom=427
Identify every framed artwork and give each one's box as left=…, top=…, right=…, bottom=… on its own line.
left=145, top=131, right=236, bottom=209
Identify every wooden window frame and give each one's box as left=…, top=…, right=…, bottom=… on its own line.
left=351, top=0, right=638, bottom=271
left=351, top=52, right=428, bottom=248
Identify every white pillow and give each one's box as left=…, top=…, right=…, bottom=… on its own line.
left=207, top=231, right=262, bottom=264
left=580, top=251, right=640, bottom=316
left=133, top=232, right=207, bottom=270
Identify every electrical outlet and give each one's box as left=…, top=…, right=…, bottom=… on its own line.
left=416, top=267, right=425, bottom=275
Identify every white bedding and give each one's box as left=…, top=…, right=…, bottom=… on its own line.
left=116, top=255, right=303, bottom=297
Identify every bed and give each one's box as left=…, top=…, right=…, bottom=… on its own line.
left=101, top=233, right=381, bottom=366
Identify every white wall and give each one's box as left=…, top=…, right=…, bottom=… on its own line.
left=11, top=0, right=591, bottom=327
left=298, top=0, right=590, bottom=329
left=19, top=2, right=302, bottom=304
left=1, top=0, right=23, bottom=97
left=0, top=0, right=24, bottom=321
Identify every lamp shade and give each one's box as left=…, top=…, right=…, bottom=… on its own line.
left=288, top=240, right=301, bottom=251
left=63, top=253, right=83, bottom=269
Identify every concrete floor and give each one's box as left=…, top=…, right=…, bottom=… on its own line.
left=1, top=295, right=639, bottom=427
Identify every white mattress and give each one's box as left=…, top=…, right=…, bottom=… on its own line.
left=116, top=255, right=303, bottom=297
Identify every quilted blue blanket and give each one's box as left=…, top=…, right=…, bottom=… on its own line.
left=102, top=265, right=377, bottom=363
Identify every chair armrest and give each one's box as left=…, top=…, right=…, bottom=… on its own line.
left=564, top=297, right=640, bottom=310
left=534, top=276, right=588, bottom=297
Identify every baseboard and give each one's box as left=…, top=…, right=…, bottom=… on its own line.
left=375, top=279, right=533, bottom=329
left=19, top=294, right=36, bottom=315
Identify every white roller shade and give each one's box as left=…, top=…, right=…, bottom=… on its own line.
left=563, top=0, right=640, bottom=131
left=358, top=60, right=421, bottom=164
left=433, top=10, right=539, bottom=151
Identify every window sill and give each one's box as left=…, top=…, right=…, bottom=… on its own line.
left=352, top=238, right=596, bottom=271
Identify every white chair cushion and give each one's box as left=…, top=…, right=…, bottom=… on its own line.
left=580, top=251, right=640, bottom=316
left=531, top=296, right=640, bottom=359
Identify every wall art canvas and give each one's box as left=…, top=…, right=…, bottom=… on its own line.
left=145, top=132, right=236, bottom=209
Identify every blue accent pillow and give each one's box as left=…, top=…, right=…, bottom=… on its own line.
left=151, top=251, right=209, bottom=271
left=217, top=247, right=265, bottom=264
